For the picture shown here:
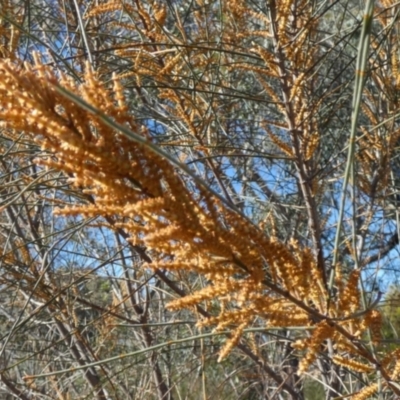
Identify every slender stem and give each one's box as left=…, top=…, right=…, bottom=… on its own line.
left=330, top=0, right=375, bottom=289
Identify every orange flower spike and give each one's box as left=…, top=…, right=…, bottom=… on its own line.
left=298, top=321, right=334, bottom=374
left=332, top=355, right=374, bottom=373
left=338, top=269, right=361, bottom=316
left=352, top=383, right=379, bottom=400
left=218, top=322, right=248, bottom=362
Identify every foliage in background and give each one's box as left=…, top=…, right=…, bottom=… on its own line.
left=1, top=0, right=400, bottom=399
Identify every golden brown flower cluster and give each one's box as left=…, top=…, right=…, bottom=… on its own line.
left=0, top=57, right=394, bottom=381
left=3, top=1, right=400, bottom=397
